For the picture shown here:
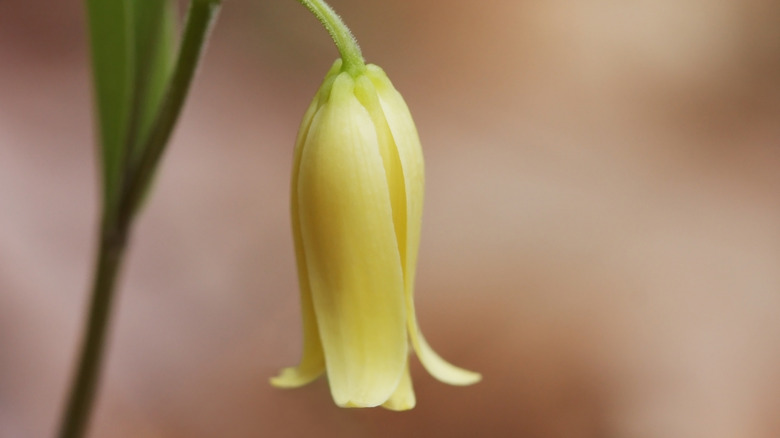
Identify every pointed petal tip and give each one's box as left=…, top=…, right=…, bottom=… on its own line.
left=449, top=369, right=482, bottom=386
left=335, top=396, right=416, bottom=411
left=329, top=363, right=409, bottom=409
left=381, top=362, right=416, bottom=411
left=269, top=366, right=323, bottom=388
left=334, top=396, right=416, bottom=411
left=411, top=330, right=482, bottom=386
left=335, top=398, right=382, bottom=409
left=381, top=399, right=416, bottom=411
left=426, top=359, right=482, bottom=387
left=420, top=353, right=481, bottom=386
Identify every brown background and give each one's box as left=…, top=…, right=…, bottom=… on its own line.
left=1, top=1, right=780, bottom=437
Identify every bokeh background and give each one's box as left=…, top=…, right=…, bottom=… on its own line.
left=2, top=1, right=780, bottom=437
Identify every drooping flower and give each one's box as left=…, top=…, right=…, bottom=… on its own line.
left=271, top=60, right=480, bottom=410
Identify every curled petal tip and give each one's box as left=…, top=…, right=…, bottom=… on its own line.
left=270, top=366, right=323, bottom=388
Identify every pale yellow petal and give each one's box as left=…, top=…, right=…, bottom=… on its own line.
left=271, top=60, right=348, bottom=389
left=269, top=257, right=323, bottom=388
left=368, top=65, right=481, bottom=386
left=270, top=363, right=321, bottom=388
left=297, top=73, right=408, bottom=407
left=411, top=330, right=481, bottom=385
left=382, top=361, right=416, bottom=411
left=365, top=65, right=422, bottom=301
left=271, top=78, right=326, bottom=389
left=353, top=75, right=407, bottom=263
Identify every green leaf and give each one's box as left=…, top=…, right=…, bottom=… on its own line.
left=123, top=0, right=222, bottom=219
left=128, top=0, right=178, bottom=164
left=85, top=0, right=134, bottom=209
left=86, top=0, right=178, bottom=210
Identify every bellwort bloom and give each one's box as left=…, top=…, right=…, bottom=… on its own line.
left=270, top=59, right=481, bottom=410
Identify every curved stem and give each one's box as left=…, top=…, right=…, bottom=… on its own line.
left=296, top=0, right=365, bottom=76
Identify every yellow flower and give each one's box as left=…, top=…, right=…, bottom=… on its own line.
left=271, top=60, right=481, bottom=410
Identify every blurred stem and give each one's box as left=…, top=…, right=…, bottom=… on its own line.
left=56, top=217, right=127, bottom=438
left=296, top=0, right=365, bottom=76
left=58, top=1, right=221, bottom=437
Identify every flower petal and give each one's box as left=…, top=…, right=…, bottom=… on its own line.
left=270, top=61, right=346, bottom=389
left=297, top=73, right=408, bottom=407
left=270, top=78, right=327, bottom=389
left=364, top=65, right=422, bottom=304
left=382, top=361, right=416, bottom=411
left=410, top=330, right=482, bottom=386
left=353, top=75, right=407, bottom=267
left=368, top=65, right=481, bottom=386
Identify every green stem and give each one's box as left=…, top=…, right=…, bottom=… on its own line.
left=57, top=218, right=127, bottom=438
left=57, top=1, right=221, bottom=437
left=296, top=0, right=365, bottom=76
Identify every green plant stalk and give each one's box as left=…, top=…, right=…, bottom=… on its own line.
left=58, top=1, right=221, bottom=437
left=56, top=217, right=128, bottom=438
left=295, top=0, right=366, bottom=76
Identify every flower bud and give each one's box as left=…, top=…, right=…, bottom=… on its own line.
left=271, top=60, right=480, bottom=410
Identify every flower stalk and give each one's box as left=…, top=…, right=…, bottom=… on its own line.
left=295, top=0, right=366, bottom=76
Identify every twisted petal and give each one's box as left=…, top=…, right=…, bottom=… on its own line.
left=297, top=73, right=408, bottom=407
left=368, top=65, right=481, bottom=386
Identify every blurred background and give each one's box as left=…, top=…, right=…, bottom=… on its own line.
left=2, top=1, right=780, bottom=437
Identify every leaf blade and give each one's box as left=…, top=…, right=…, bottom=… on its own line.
left=129, top=0, right=178, bottom=162
left=85, top=0, right=133, bottom=208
